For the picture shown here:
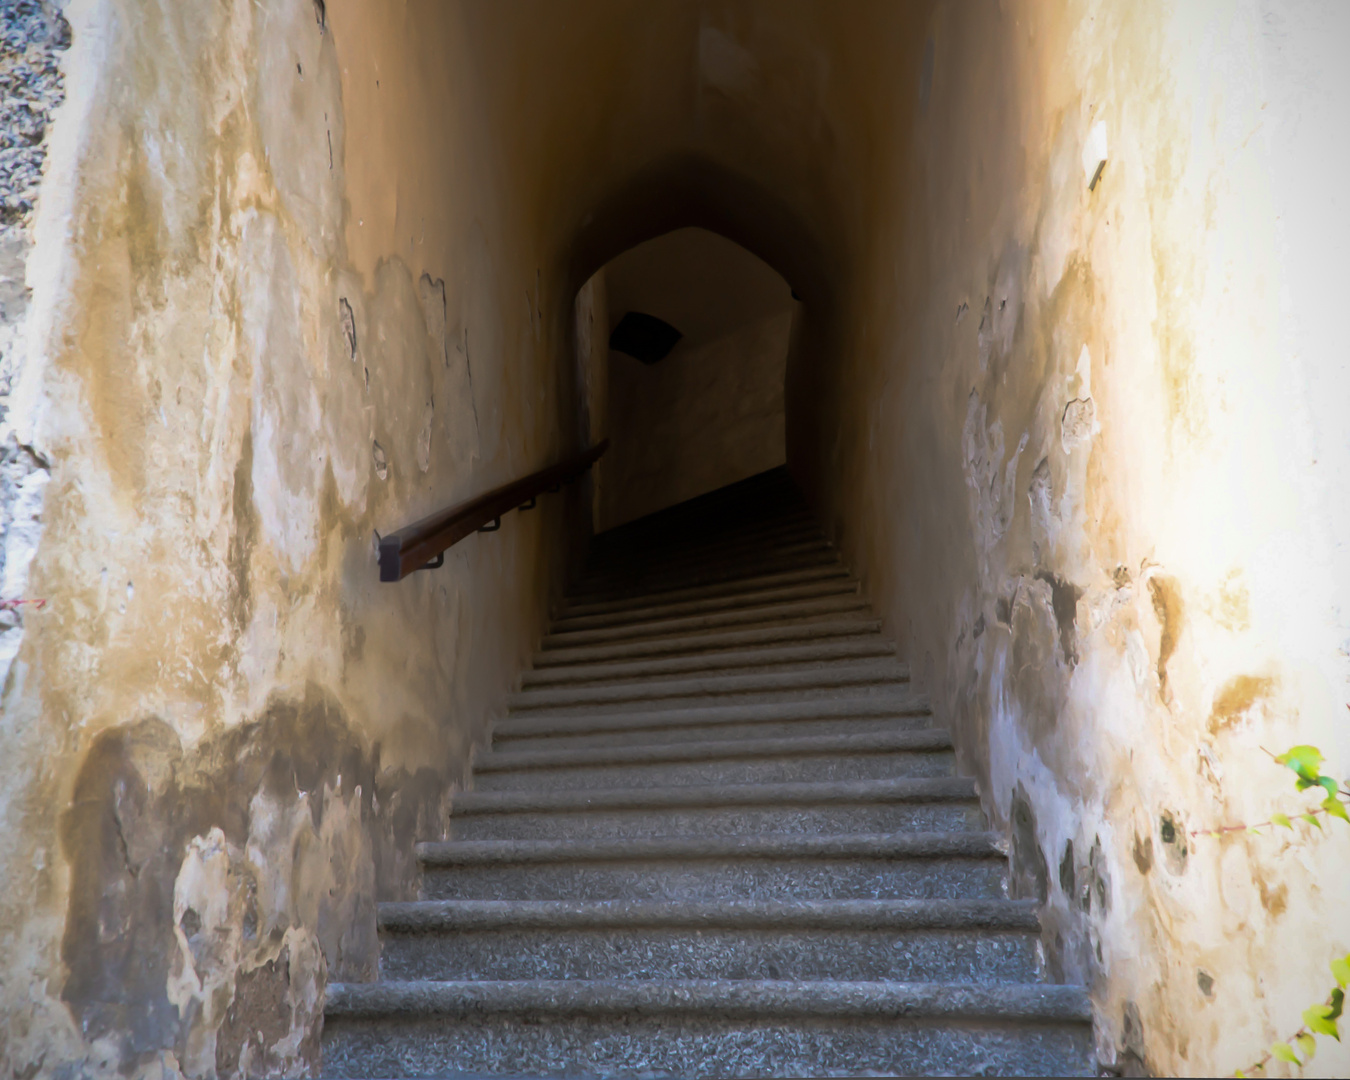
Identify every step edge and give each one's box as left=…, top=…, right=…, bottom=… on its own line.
left=448, top=776, right=979, bottom=816
left=376, top=898, right=1040, bottom=933
left=417, top=830, right=1006, bottom=865
left=522, top=639, right=896, bottom=685
left=534, top=619, right=884, bottom=665
left=560, top=563, right=849, bottom=617
left=324, top=978, right=1093, bottom=1023
left=550, top=582, right=864, bottom=632
left=506, top=662, right=912, bottom=709
left=474, top=729, right=953, bottom=772
left=492, top=695, right=933, bottom=740
left=543, top=597, right=873, bottom=646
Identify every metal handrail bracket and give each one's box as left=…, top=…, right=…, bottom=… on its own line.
left=377, top=440, right=608, bottom=582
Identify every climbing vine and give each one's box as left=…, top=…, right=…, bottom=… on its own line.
left=1190, top=741, right=1350, bottom=1075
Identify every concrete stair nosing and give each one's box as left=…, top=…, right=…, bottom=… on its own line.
left=473, top=728, right=953, bottom=773
left=541, top=594, right=872, bottom=647
left=491, top=694, right=933, bottom=742
left=549, top=579, right=861, bottom=634
left=324, top=977, right=1093, bottom=1024
left=376, top=897, right=1041, bottom=933
left=415, top=830, right=1006, bottom=867
left=449, top=776, right=978, bottom=817
left=559, top=561, right=849, bottom=619
left=532, top=616, right=884, bottom=667
left=506, top=661, right=911, bottom=712
left=520, top=637, right=897, bottom=688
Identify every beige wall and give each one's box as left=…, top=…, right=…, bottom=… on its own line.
left=0, top=0, right=586, bottom=1072
left=594, top=227, right=792, bottom=529
left=806, top=3, right=1350, bottom=1075
left=3, top=1, right=1348, bottom=1076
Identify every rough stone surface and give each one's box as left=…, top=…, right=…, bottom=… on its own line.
left=323, top=986, right=1093, bottom=1079
left=0, top=0, right=66, bottom=686
left=419, top=853, right=1007, bottom=904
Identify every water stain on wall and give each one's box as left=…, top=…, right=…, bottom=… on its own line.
left=57, top=686, right=444, bottom=1073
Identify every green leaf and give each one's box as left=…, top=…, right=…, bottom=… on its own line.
left=1248, top=826, right=1263, bottom=835
left=1332, top=957, right=1350, bottom=989
left=1271, top=1041, right=1300, bottom=1064
left=1305, top=813, right=1324, bottom=829
left=1319, top=775, right=1340, bottom=797
left=1272, top=812, right=1293, bottom=829
left=1305, top=1004, right=1339, bottom=1038
left=1293, top=1032, right=1317, bottom=1061
left=1324, top=796, right=1350, bottom=824
left=1277, top=744, right=1325, bottom=779
left=1329, top=988, right=1345, bottom=1022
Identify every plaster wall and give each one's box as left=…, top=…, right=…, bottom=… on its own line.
left=0, top=0, right=586, bottom=1074
left=808, top=3, right=1350, bottom=1075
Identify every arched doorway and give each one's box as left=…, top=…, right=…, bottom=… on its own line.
left=575, top=227, right=800, bottom=531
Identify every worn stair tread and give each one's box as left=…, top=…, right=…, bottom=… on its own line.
left=493, top=695, right=932, bottom=741
left=450, top=776, right=977, bottom=816
left=417, top=830, right=1006, bottom=866
left=544, top=594, right=872, bottom=647
left=325, top=978, right=1092, bottom=1022
left=534, top=617, right=883, bottom=666
left=550, top=579, right=861, bottom=633
left=522, top=637, right=896, bottom=687
left=561, top=562, right=847, bottom=618
left=507, top=661, right=910, bottom=711
left=475, top=729, right=952, bottom=773
left=376, top=898, right=1041, bottom=933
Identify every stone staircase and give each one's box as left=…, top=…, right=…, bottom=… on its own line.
left=322, top=468, right=1095, bottom=1077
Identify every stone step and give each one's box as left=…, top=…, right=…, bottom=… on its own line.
left=533, top=616, right=883, bottom=668
left=416, top=832, right=1009, bottom=902
left=559, top=561, right=848, bottom=620
left=492, top=696, right=933, bottom=751
left=542, top=594, right=871, bottom=648
left=473, top=729, right=954, bottom=791
left=447, top=777, right=985, bottom=841
left=498, top=714, right=931, bottom=754
left=376, top=899, right=1042, bottom=983
left=522, top=636, right=895, bottom=688
left=567, top=551, right=842, bottom=609
left=549, top=578, right=860, bottom=634
left=328, top=466, right=1094, bottom=1079
left=506, top=661, right=909, bottom=714
left=321, top=980, right=1095, bottom=1078
left=476, top=750, right=952, bottom=791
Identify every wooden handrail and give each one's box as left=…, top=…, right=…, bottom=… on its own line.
left=378, top=440, right=609, bottom=581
